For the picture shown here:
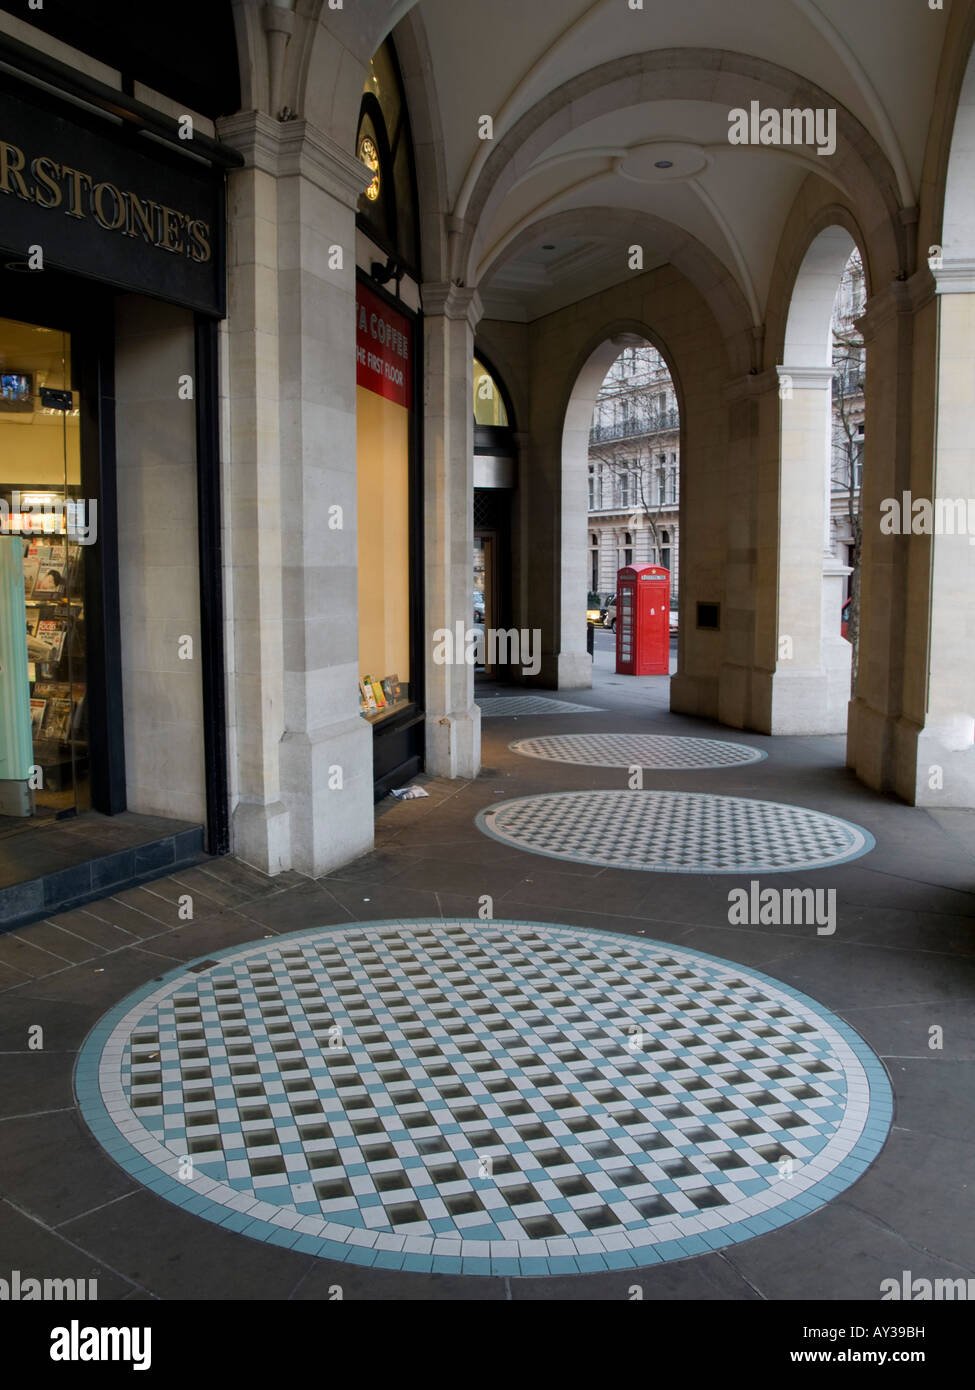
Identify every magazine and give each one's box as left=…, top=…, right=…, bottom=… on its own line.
left=22, top=558, right=40, bottom=597
left=35, top=619, right=67, bottom=664
left=29, top=698, right=46, bottom=738
left=43, top=698, right=73, bottom=743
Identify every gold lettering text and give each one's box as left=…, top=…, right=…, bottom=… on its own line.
left=0, top=141, right=32, bottom=200
left=31, top=156, right=62, bottom=208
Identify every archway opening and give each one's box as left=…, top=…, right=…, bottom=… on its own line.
left=565, top=333, right=682, bottom=693
left=773, top=226, right=865, bottom=737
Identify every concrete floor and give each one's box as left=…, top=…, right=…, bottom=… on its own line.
left=2, top=635, right=974, bottom=1301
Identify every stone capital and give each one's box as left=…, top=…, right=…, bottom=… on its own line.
left=723, top=367, right=779, bottom=402
left=261, top=3, right=295, bottom=35
left=856, top=270, right=935, bottom=340
left=931, top=258, right=975, bottom=296
left=217, top=112, right=371, bottom=208
left=421, top=281, right=484, bottom=328
left=777, top=364, right=835, bottom=390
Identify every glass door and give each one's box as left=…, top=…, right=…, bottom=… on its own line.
left=473, top=532, right=495, bottom=675
left=0, top=316, right=89, bottom=827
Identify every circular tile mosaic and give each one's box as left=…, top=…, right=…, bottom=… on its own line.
left=476, top=791, right=874, bottom=874
left=511, top=733, right=767, bottom=770
left=76, top=920, right=891, bottom=1277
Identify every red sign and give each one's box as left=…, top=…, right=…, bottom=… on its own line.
left=356, top=282, right=412, bottom=409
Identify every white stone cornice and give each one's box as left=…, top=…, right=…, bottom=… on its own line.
left=216, top=112, right=371, bottom=207
left=777, top=364, right=836, bottom=390
left=723, top=368, right=779, bottom=403
left=421, top=281, right=484, bottom=328
left=932, top=259, right=975, bottom=296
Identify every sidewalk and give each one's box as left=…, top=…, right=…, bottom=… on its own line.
left=1, top=656, right=973, bottom=1300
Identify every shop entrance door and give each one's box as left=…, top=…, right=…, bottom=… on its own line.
left=473, top=531, right=497, bottom=676
left=0, top=316, right=90, bottom=829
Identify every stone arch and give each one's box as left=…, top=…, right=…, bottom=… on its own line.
left=480, top=206, right=756, bottom=378
left=457, top=48, right=908, bottom=307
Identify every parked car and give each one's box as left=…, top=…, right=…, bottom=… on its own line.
left=669, top=602, right=679, bottom=634
left=602, top=595, right=617, bottom=630
left=586, top=599, right=603, bottom=624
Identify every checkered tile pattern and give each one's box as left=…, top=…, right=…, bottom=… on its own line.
left=477, top=791, right=873, bottom=874
left=82, top=920, right=890, bottom=1275
left=511, top=734, right=766, bottom=770
left=477, top=697, right=604, bottom=718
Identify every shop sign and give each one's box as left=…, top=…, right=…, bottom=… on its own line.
left=356, top=281, right=412, bottom=409
left=0, top=86, right=225, bottom=316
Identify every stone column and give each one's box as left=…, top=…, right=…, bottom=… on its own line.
left=770, top=364, right=851, bottom=733
left=219, top=111, right=375, bottom=874
left=846, top=276, right=928, bottom=797
left=557, top=387, right=597, bottom=690
left=219, top=112, right=290, bottom=873
left=421, top=282, right=481, bottom=778
left=718, top=369, right=778, bottom=731
left=910, top=263, right=975, bottom=805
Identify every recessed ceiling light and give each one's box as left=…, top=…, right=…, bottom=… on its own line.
left=542, top=243, right=555, bottom=250
left=654, top=160, right=674, bottom=169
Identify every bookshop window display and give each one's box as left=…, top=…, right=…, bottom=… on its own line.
left=0, top=316, right=89, bottom=819
left=356, top=281, right=412, bottom=725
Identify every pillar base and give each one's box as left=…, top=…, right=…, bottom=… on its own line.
left=769, top=662, right=850, bottom=735
left=427, top=706, right=481, bottom=779
left=554, top=651, right=593, bottom=691
left=232, top=799, right=293, bottom=876
left=278, top=717, right=374, bottom=877
left=717, top=663, right=773, bottom=732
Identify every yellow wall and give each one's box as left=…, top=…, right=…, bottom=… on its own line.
left=0, top=415, right=80, bottom=486
left=356, top=385, right=411, bottom=682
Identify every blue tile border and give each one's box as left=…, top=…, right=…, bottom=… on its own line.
left=74, top=918, right=894, bottom=1278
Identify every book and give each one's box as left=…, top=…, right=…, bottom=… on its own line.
left=30, top=698, right=47, bottom=737
left=371, top=679, right=387, bottom=708
left=359, top=677, right=378, bottom=711
left=381, top=674, right=401, bottom=704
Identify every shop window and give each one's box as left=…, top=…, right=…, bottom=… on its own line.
left=473, top=358, right=509, bottom=427
left=356, top=40, right=420, bottom=276
left=0, top=317, right=89, bottom=822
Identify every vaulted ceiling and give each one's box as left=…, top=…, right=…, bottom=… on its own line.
left=392, top=0, right=953, bottom=322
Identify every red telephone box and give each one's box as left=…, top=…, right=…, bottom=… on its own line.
left=616, top=564, right=670, bottom=675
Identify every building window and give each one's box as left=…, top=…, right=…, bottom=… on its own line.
left=473, top=357, right=509, bottom=427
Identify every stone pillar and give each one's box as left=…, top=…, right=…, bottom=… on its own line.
left=907, top=265, right=975, bottom=805
left=847, top=276, right=928, bottom=797
left=557, top=386, right=597, bottom=690
left=219, top=112, right=290, bottom=873
left=219, top=111, right=375, bottom=874
left=421, top=283, right=481, bottom=778
left=770, top=364, right=851, bottom=733
left=718, top=369, right=778, bottom=731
